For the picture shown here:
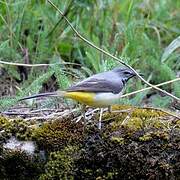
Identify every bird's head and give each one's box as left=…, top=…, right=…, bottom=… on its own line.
left=113, top=67, right=137, bottom=83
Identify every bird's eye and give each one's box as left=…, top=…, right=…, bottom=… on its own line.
left=124, top=71, right=130, bottom=74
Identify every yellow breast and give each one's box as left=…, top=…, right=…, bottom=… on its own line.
left=65, top=91, right=97, bottom=106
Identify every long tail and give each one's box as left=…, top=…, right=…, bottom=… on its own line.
left=19, top=91, right=66, bottom=101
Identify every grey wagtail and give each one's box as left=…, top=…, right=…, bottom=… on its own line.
left=20, top=67, right=137, bottom=129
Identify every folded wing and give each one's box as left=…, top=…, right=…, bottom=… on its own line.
left=67, top=78, right=123, bottom=94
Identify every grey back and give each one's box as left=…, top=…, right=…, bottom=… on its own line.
left=67, top=70, right=124, bottom=94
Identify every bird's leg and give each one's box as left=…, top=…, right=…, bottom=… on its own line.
left=98, top=108, right=104, bottom=129
left=82, top=104, right=86, bottom=126
left=108, top=105, right=112, bottom=113
left=75, top=104, right=86, bottom=123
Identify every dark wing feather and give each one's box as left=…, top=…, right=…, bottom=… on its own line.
left=66, top=78, right=123, bottom=94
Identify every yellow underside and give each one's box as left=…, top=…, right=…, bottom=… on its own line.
left=65, top=91, right=97, bottom=106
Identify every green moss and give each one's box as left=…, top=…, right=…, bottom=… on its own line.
left=145, top=118, right=167, bottom=129
left=152, top=130, right=169, bottom=140
left=105, top=105, right=166, bottom=119
left=0, top=116, right=10, bottom=126
left=1, top=106, right=179, bottom=179
left=175, top=120, right=180, bottom=128
left=39, top=146, right=78, bottom=180
left=0, top=116, right=33, bottom=141
left=72, top=105, right=179, bottom=179
left=76, top=126, right=180, bottom=179
left=123, top=117, right=143, bottom=130
left=110, top=117, right=143, bottom=135
left=32, top=118, right=84, bottom=152
left=139, top=130, right=170, bottom=142
left=0, top=149, right=43, bottom=180
left=131, top=108, right=165, bottom=119
left=103, top=105, right=176, bottom=133
left=111, top=137, right=125, bottom=144
left=139, top=133, right=153, bottom=141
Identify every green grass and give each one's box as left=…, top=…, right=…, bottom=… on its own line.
left=0, top=0, right=179, bottom=110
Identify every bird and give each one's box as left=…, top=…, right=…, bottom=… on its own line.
left=19, top=67, right=137, bottom=129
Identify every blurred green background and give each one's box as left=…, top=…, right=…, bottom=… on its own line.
left=0, top=0, right=179, bottom=110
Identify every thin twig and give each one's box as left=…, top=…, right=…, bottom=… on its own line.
left=0, top=60, right=81, bottom=78
left=0, top=59, right=81, bottom=67
left=120, top=78, right=180, bottom=98
left=47, top=0, right=180, bottom=102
